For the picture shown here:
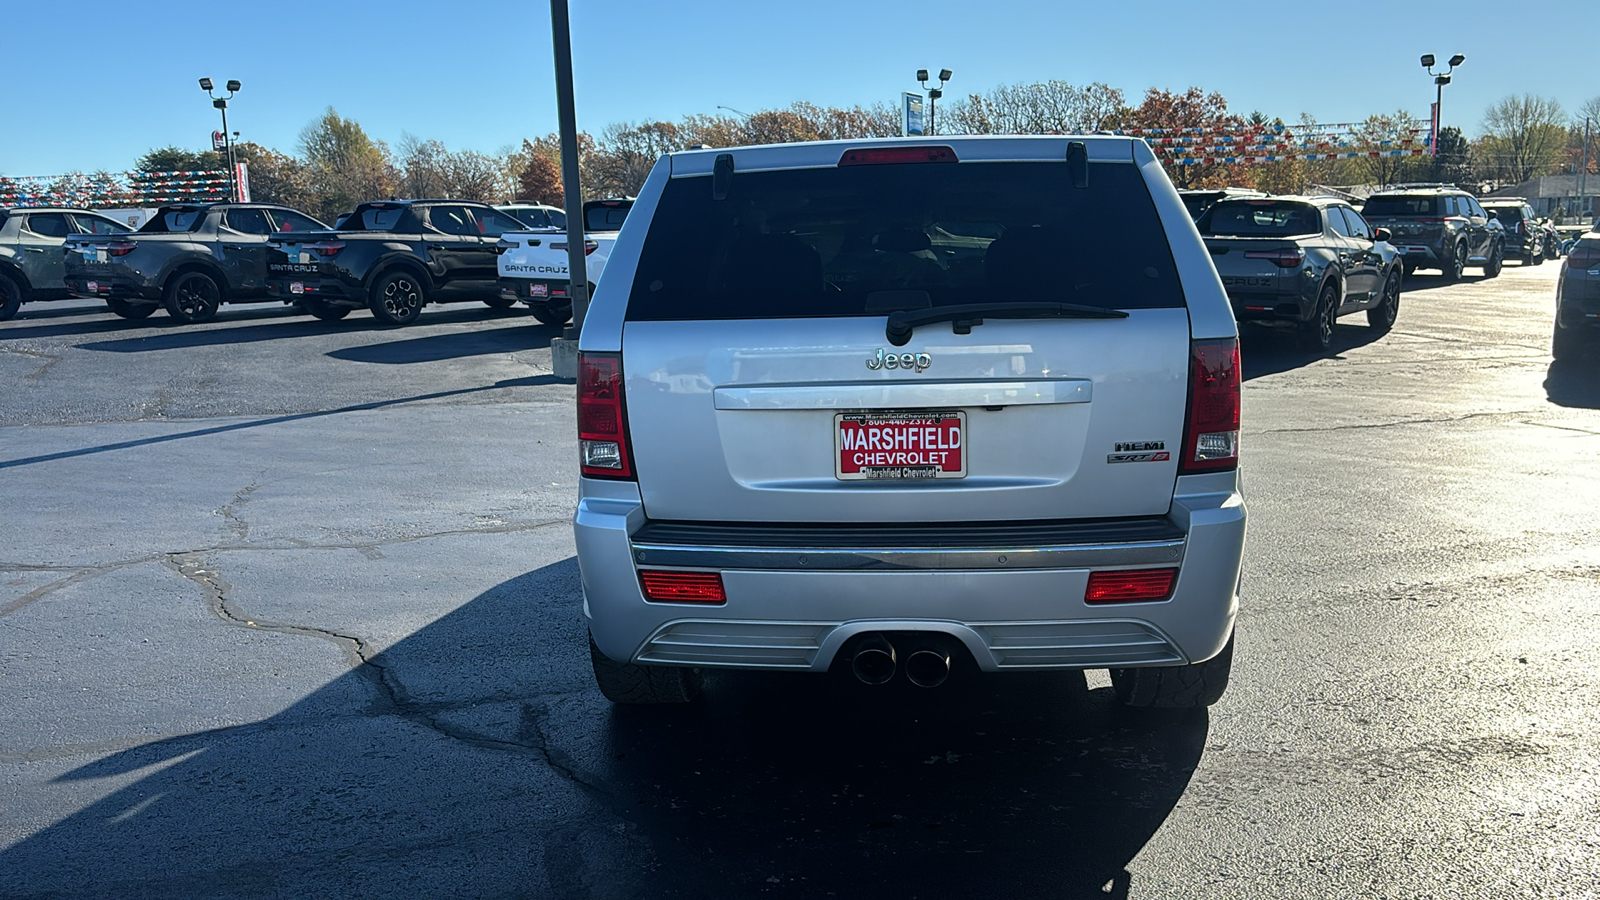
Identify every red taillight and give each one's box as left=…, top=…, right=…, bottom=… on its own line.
left=1180, top=339, right=1240, bottom=474
left=1415, top=217, right=1446, bottom=224
left=307, top=240, right=345, bottom=257
left=578, top=351, right=634, bottom=479
left=838, top=145, right=959, bottom=166
left=1243, top=248, right=1305, bottom=268
left=1085, top=568, right=1178, bottom=604
left=106, top=241, right=137, bottom=257
left=1568, top=246, right=1600, bottom=267
left=639, top=570, right=726, bottom=604
left=552, top=240, right=599, bottom=255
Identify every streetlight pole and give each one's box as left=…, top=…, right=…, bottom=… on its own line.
left=199, top=78, right=241, bottom=201
left=1419, top=54, right=1464, bottom=163
left=549, top=0, right=588, bottom=379
left=916, top=69, right=952, bottom=136
left=1580, top=117, right=1592, bottom=224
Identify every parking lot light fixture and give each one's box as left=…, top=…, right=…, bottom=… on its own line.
left=199, top=78, right=242, bottom=201
left=1419, top=54, right=1434, bottom=68
left=198, top=77, right=213, bottom=91
left=916, top=68, right=953, bottom=136
left=1448, top=54, right=1465, bottom=67
left=1421, top=54, right=1464, bottom=160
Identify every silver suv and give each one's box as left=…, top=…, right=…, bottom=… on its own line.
left=574, top=136, right=1246, bottom=708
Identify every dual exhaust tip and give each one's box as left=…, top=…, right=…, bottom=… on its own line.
left=850, top=634, right=951, bottom=688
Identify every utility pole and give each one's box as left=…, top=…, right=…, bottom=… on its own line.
left=549, top=0, right=587, bottom=380
left=1580, top=117, right=1592, bottom=224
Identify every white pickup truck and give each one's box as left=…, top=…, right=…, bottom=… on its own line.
left=496, top=198, right=633, bottom=325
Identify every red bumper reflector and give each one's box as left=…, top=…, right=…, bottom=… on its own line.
left=639, top=570, right=726, bottom=604
left=1085, top=569, right=1178, bottom=604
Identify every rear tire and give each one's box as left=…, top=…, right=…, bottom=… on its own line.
left=1111, top=631, right=1234, bottom=708
left=1298, top=282, right=1339, bottom=353
left=1443, top=242, right=1467, bottom=281
left=1553, top=321, right=1587, bottom=360
left=1367, top=271, right=1400, bottom=332
left=589, top=634, right=703, bottom=704
left=483, top=295, right=517, bottom=309
left=107, top=297, right=157, bottom=320
left=1531, top=244, right=1545, bottom=266
left=530, top=303, right=572, bottom=326
left=0, top=272, right=23, bottom=321
left=162, top=271, right=222, bottom=323
left=1482, top=241, right=1504, bottom=278
left=368, top=269, right=426, bottom=326
left=305, top=300, right=352, bottom=321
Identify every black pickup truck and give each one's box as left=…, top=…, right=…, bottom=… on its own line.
left=64, top=202, right=328, bottom=322
left=265, top=200, right=528, bottom=325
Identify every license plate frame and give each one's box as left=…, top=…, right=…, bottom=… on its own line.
left=289, top=282, right=305, bottom=295
left=835, top=410, right=966, bottom=481
left=529, top=282, right=549, bottom=298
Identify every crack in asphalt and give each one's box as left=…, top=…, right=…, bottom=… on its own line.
left=1, top=347, right=66, bottom=382
left=0, top=518, right=567, bottom=620
left=162, top=551, right=610, bottom=800
left=217, top=481, right=260, bottom=542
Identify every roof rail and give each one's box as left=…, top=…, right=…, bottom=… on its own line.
left=1380, top=182, right=1463, bottom=191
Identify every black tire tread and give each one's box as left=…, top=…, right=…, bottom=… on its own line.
left=589, top=634, right=702, bottom=704
left=0, top=272, right=23, bottom=320
left=1111, top=632, right=1234, bottom=708
left=1366, top=271, right=1400, bottom=332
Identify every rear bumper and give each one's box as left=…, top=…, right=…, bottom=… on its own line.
left=266, top=275, right=364, bottom=306
left=498, top=276, right=573, bottom=306
left=64, top=273, right=160, bottom=302
left=577, top=473, right=1245, bottom=672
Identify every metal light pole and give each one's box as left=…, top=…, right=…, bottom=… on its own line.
left=199, top=78, right=241, bottom=201
left=1420, top=54, right=1463, bottom=160
left=1580, top=117, right=1592, bottom=224
left=916, top=69, right=952, bottom=136
left=549, top=0, right=587, bottom=378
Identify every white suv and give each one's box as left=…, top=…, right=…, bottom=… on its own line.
left=574, top=136, right=1246, bottom=707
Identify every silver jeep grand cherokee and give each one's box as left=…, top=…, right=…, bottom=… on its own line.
left=574, top=136, right=1245, bottom=707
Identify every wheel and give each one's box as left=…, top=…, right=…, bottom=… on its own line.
left=1400, top=260, right=1416, bottom=278
left=107, top=297, right=157, bottom=320
left=530, top=303, right=572, bottom=326
left=1367, top=271, right=1400, bottom=332
left=368, top=269, right=426, bottom=326
left=0, top=272, right=23, bottom=321
left=1553, top=321, right=1588, bottom=360
left=162, top=270, right=222, bottom=323
left=1443, top=242, right=1468, bottom=281
left=304, top=300, right=351, bottom=321
left=483, top=295, right=517, bottom=309
left=589, top=633, right=702, bottom=704
left=1111, top=631, right=1234, bottom=708
left=1298, top=281, right=1339, bottom=352
left=1482, top=241, right=1504, bottom=278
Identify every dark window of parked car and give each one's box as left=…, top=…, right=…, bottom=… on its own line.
left=225, top=208, right=274, bottom=235
left=584, top=200, right=632, bottom=231
left=471, top=209, right=525, bottom=237
left=626, top=160, right=1184, bottom=321
left=1198, top=200, right=1320, bottom=237
left=427, top=205, right=478, bottom=236
left=1326, top=206, right=1352, bottom=237
left=1464, top=196, right=1486, bottom=218
left=139, top=209, right=205, bottom=232
left=25, top=213, right=71, bottom=237
left=269, top=210, right=324, bottom=233
left=1340, top=207, right=1372, bottom=240
left=1362, top=195, right=1441, bottom=217
left=70, top=214, right=130, bottom=235
left=505, top=207, right=557, bottom=230
left=340, top=207, right=408, bottom=231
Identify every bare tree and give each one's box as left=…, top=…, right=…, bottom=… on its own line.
left=943, top=80, right=1125, bottom=135
left=1349, top=110, right=1426, bottom=188
left=1480, top=94, right=1567, bottom=183
left=589, top=121, right=688, bottom=197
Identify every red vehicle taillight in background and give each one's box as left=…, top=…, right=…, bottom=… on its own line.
left=552, top=241, right=599, bottom=256
left=1084, top=568, right=1179, bottom=604
left=639, top=571, right=726, bottom=604
left=106, top=241, right=137, bottom=257
left=1243, top=248, right=1306, bottom=268
left=307, top=240, right=346, bottom=257
left=578, top=351, right=634, bottom=479
left=1180, top=339, right=1240, bottom=475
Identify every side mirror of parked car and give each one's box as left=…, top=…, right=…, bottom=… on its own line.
left=1374, top=228, right=1393, bottom=243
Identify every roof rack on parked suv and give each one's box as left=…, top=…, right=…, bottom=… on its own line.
left=1377, top=183, right=1464, bottom=192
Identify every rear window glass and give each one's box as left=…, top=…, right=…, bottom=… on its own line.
left=342, top=207, right=404, bottom=231
left=1485, top=205, right=1525, bottom=222
left=625, top=161, right=1183, bottom=321
left=1362, top=195, right=1441, bottom=217
left=1198, top=201, right=1320, bottom=237
left=585, top=201, right=632, bottom=231
left=138, top=209, right=205, bottom=232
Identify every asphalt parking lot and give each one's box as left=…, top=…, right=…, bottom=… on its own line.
left=3, top=264, right=1598, bottom=898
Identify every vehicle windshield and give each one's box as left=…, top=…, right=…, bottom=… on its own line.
left=1362, top=195, right=1441, bottom=217
left=1485, top=205, right=1525, bottom=221
left=625, top=160, right=1184, bottom=321
left=505, top=207, right=567, bottom=230
left=138, top=209, right=205, bottom=233
left=1197, top=200, right=1320, bottom=237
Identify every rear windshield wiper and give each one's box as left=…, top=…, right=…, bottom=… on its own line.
left=885, top=302, right=1128, bottom=346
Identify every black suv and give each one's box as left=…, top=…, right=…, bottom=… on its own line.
left=1480, top=199, right=1545, bottom=266
left=1361, top=187, right=1505, bottom=280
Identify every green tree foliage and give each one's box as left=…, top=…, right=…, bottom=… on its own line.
left=135, top=146, right=225, bottom=173
left=1479, top=94, right=1567, bottom=184
left=298, top=108, right=395, bottom=221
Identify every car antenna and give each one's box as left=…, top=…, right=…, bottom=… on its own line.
left=713, top=154, right=734, bottom=201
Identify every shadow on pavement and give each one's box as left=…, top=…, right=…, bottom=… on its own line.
left=0, top=374, right=562, bottom=471
left=76, top=306, right=532, bottom=354
left=1544, top=357, right=1600, bottom=408
left=0, top=558, right=1208, bottom=898
left=2, top=304, right=302, bottom=341
left=1240, top=320, right=1386, bottom=381
left=328, top=321, right=560, bottom=363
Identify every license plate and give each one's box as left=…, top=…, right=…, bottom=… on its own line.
left=289, top=282, right=305, bottom=295
left=86, top=281, right=98, bottom=292
left=836, top=411, right=965, bottom=481
left=529, top=283, right=549, bottom=297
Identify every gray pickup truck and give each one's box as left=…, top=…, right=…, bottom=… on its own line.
left=64, top=202, right=328, bottom=322
left=0, top=207, right=132, bottom=320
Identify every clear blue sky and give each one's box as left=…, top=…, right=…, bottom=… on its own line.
left=1, top=0, right=1590, bottom=176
